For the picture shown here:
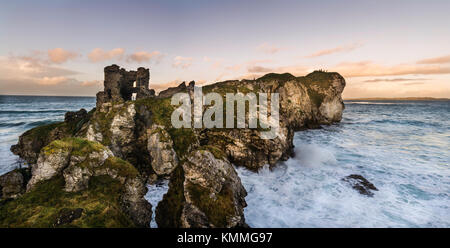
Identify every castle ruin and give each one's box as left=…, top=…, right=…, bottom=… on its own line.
left=96, top=64, right=155, bottom=108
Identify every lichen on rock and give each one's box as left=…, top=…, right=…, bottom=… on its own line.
left=156, top=149, right=247, bottom=228
left=5, top=137, right=152, bottom=227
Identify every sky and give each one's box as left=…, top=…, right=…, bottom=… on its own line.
left=1, top=0, right=449, bottom=98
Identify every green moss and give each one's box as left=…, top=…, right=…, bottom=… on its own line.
left=26, top=122, right=65, bottom=140
left=42, top=137, right=104, bottom=156
left=135, top=97, right=174, bottom=127
left=199, top=145, right=227, bottom=160
left=187, top=183, right=235, bottom=227
left=257, top=72, right=295, bottom=82
left=135, top=97, right=197, bottom=158
left=102, top=157, right=139, bottom=178
left=0, top=176, right=135, bottom=228
left=167, top=127, right=196, bottom=158
left=155, top=165, right=185, bottom=227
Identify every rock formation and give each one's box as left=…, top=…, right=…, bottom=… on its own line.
left=156, top=149, right=247, bottom=227
left=342, top=174, right=378, bottom=197
left=4, top=65, right=346, bottom=228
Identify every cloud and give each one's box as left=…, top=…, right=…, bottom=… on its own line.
left=332, top=61, right=450, bottom=77
left=88, top=48, right=125, bottom=62
left=256, top=43, right=282, bottom=54
left=402, top=82, right=425, bottom=86
left=306, top=43, right=363, bottom=58
left=363, top=78, right=430, bottom=83
left=247, top=65, right=272, bottom=73
left=80, top=80, right=101, bottom=87
left=417, top=55, right=450, bottom=64
left=127, top=51, right=164, bottom=63
left=173, top=56, right=193, bottom=69
left=38, top=76, right=69, bottom=85
left=47, top=48, right=78, bottom=64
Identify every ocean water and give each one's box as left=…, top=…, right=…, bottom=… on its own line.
left=1, top=96, right=449, bottom=227
left=238, top=100, right=450, bottom=227
left=0, top=95, right=96, bottom=174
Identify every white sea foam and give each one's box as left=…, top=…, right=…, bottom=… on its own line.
left=237, top=101, right=450, bottom=227
left=145, top=180, right=169, bottom=228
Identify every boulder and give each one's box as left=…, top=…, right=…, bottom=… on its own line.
left=342, top=174, right=378, bottom=197
left=156, top=149, right=247, bottom=228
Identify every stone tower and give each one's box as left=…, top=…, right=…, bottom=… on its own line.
left=96, top=65, right=155, bottom=108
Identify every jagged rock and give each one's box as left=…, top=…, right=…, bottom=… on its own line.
left=25, top=138, right=152, bottom=227
left=158, top=81, right=191, bottom=98
left=0, top=168, right=31, bottom=199
left=342, top=174, right=378, bottom=197
left=64, top=109, right=88, bottom=123
left=147, top=124, right=179, bottom=176
left=10, top=109, right=91, bottom=164
left=156, top=149, right=247, bottom=228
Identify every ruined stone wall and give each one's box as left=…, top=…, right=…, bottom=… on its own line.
left=96, top=65, right=155, bottom=108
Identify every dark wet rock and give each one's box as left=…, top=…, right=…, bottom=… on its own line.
left=64, top=109, right=88, bottom=123
left=10, top=109, right=92, bottom=164
left=342, top=174, right=378, bottom=197
left=0, top=167, right=31, bottom=199
left=53, top=208, right=83, bottom=227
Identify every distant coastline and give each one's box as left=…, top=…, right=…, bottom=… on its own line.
left=345, top=97, right=450, bottom=101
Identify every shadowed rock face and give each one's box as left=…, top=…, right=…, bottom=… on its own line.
left=342, top=174, right=378, bottom=197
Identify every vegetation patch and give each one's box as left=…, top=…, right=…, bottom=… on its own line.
left=0, top=175, right=135, bottom=228
left=187, top=182, right=235, bottom=227
left=155, top=165, right=185, bottom=227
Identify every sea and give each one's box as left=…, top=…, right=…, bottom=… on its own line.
left=0, top=95, right=449, bottom=227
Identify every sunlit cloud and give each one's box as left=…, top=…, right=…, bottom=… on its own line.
left=47, top=48, right=79, bottom=64
left=80, top=80, right=101, bottom=87
left=127, top=51, right=164, bottom=63
left=417, top=55, right=450, bottom=64
left=88, top=48, right=125, bottom=62
left=332, top=61, right=450, bottom=77
left=38, top=76, right=69, bottom=85
left=247, top=65, right=272, bottom=73
left=306, top=43, right=363, bottom=58
left=172, top=56, right=193, bottom=69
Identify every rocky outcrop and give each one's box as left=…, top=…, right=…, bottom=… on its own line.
left=198, top=71, right=345, bottom=170
left=342, top=174, right=378, bottom=197
left=24, top=138, right=151, bottom=227
left=10, top=109, right=91, bottom=164
left=9, top=66, right=346, bottom=228
left=158, top=81, right=195, bottom=99
left=0, top=168, right=31, bottom=199
left=147, top=125, right=179, bottom=176
left=156, top=149, right=247, bottom=228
